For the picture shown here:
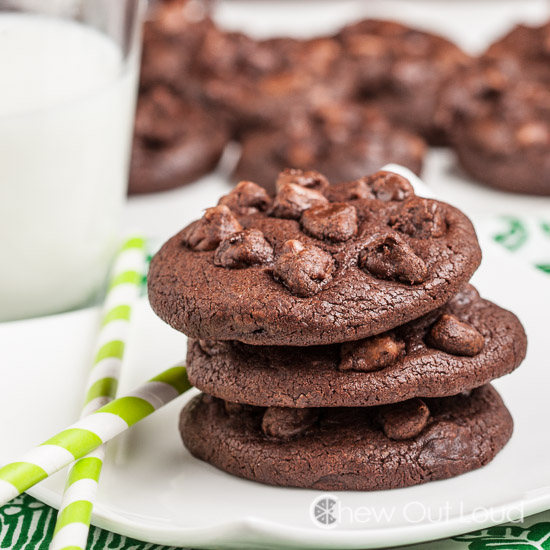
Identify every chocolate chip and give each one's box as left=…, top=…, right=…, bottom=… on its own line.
left=275, top=168, right=329, bottom=193
left=182, top=205, right=242, bottom=251
left=301, top=203, right=358, bottom=242
left=214, top=229, right=274, bottom=268
left=271, top=183, right=329, bottom=220
left=218, top=181, right=271, bottom=215
left=328, top=173, right=414, bottom=203
left=359, top=233, right=428, bottom=284
left=379, top=398, right=430, bottom=440
left=340, top=334, right=405, bottom=372
left=335, top=179, right=373, bottom=200
left=368, top=171, right=415, bottom=202
left=262, top=407, right=319, bottom=439
left=418, top=422, right=473, bottom=469
left=273, top=240, right=335, bottom=297
left=391, top=197, right=447, bottom=238
left=428, top=314, right=485, bottom=356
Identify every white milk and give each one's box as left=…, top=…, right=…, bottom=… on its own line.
left=0, top=14, right=139, bottom=321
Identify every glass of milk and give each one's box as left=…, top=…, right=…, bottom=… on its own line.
left=0, top=0, right=144, bottom=322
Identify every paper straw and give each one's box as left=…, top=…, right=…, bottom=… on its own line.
left=49, top=235, right=147, bottom=550
left=0, top=364, right=191, bottom=508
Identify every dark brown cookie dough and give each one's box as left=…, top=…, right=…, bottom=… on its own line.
left=129, top=86, right=230, bottom=194
left=179, top=385, right=513, bottom=491
left=438, top=57, right=550, bottom=195
left=189, top=27, right=357, bottom=133
left=233, top=103, right=426, bottom=193
left=186, top=286, right=527, bottom=407
left=148, top=170, right=482, bottom=346
left=338, top=19, right=470, bottom=143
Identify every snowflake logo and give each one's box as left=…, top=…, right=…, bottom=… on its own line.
left=310, top=495, right=339, bottom=528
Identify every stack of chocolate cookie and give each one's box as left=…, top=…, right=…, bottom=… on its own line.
left=148, top=169, right=527, bottom=491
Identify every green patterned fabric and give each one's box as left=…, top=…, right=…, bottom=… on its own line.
left=2, top=494, right=550, bottom=549
left=0, top=495, right=179, bottom=549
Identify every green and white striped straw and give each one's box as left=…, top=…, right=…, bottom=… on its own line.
left=50, top=235, right=147, bottom=550
left=82, top=235, right=147, bottom=414
left=0, top=364, right=191, bottom=508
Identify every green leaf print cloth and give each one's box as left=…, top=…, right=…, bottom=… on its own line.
left=3, top=495, right=550, bottom=550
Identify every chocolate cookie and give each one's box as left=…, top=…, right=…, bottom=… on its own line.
left=438, top=57, right=550, bottom=195
left=129, top=86, right=230, bottom=194
left=486, top=22, right=550, bottom=85
left=190, top=27, right=356, bottom=133
left=179, top=385, right=513, bottom=490
left=148, top=170, right=482, bottom=345
left=140, top=0, right=213, bottom=93
left=338, top=19, right=470, bottom=143
left=233, top=103, right=426, bottom=193
left=186, top=286, right=527, bottom=407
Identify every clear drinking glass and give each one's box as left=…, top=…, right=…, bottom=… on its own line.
left=0, top=0, right=144, bottom=322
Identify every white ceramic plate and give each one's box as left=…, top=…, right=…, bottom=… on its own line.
left=1, top=164, right=550, bottom=548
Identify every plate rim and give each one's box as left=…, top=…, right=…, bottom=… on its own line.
left=26, top=483, right=550, bottom=549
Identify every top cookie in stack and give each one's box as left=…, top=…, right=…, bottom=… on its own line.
left=148, top=169, right=481, bottom=346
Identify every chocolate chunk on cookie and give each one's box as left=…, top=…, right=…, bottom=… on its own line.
left=180, top=385, right=513, bottom=490
left=390, top=197, right=447, bottom=238
left=358, top=233, right=428, bottom=284
left=428, top=314, right=485, bottom=356
left=301, top=203, right=358, bottom=242
left=217, top=181, right=271, bottom=215
left=182, top=205, right=242, bottom=251
left=272, top=240, right=335, bottom=297
left=214, top=229, right=274, bottom=269
left=261, top=407, right=319, bottom=439
left=186, top=286, right=527, bottom=407
left=275, top=169, right=329, bottom=193
left=271, top=183, right=328, bottom=220
left=379, top=398, right=430, bottom=440
left=148, top=170, right=481, bottom=346
left=340, top=333, right=404, bottom=372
